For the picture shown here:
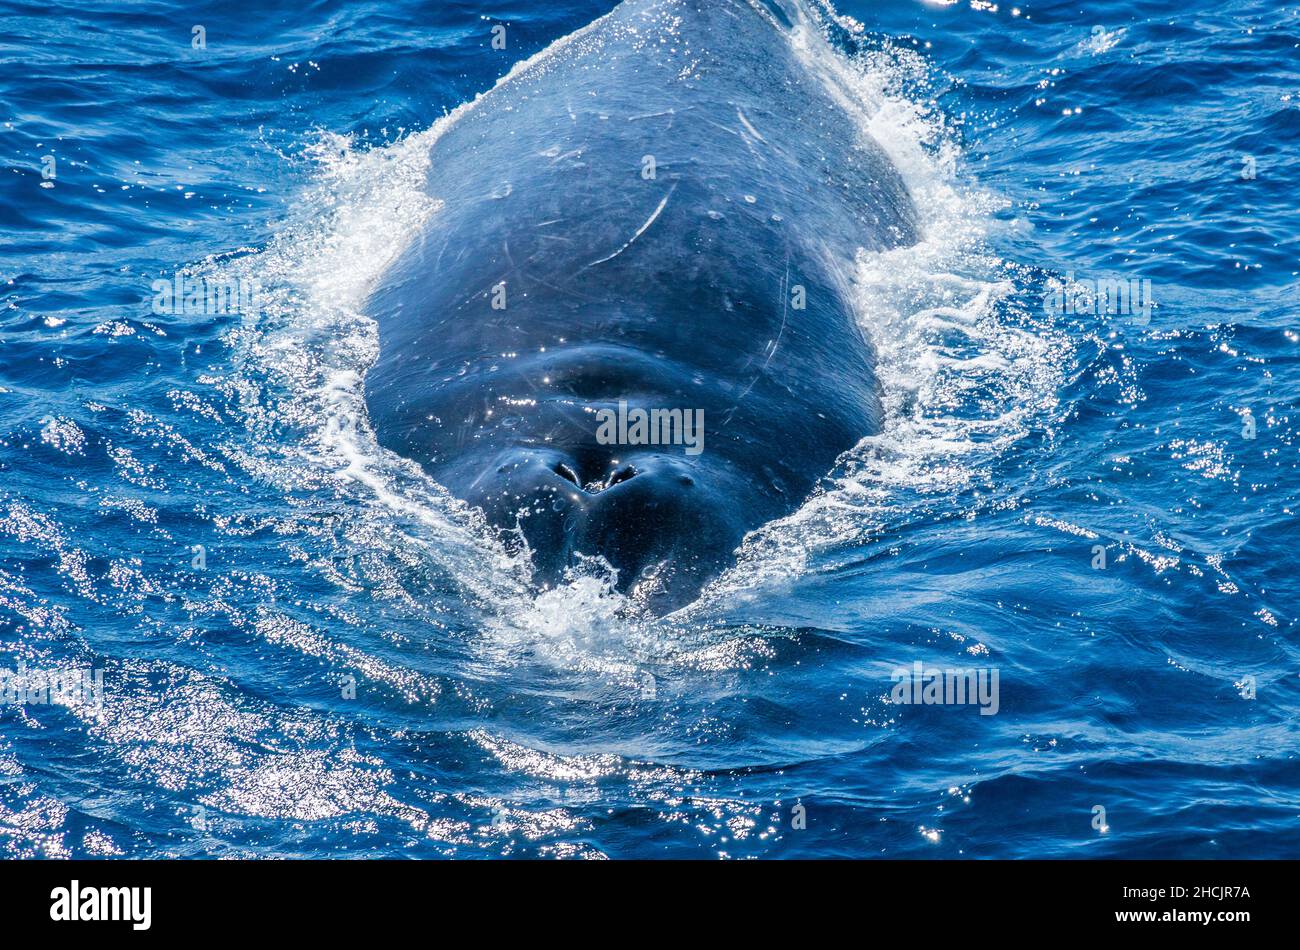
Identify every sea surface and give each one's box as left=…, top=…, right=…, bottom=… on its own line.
left=0, top=0, right=1297, bottom=858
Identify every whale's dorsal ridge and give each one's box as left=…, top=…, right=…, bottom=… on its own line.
left=365, top=0, right=915, bottom=611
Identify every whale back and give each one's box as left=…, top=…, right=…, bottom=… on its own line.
left=365, top=0, right=918, bottom=505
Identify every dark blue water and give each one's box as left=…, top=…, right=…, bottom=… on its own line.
left=1, top=0, right=1296, bottom=858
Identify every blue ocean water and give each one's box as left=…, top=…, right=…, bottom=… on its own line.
left=0, top=0, right=1297, bottom=859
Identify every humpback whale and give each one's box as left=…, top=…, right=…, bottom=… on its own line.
left=364, top=0, right=918, bottom=612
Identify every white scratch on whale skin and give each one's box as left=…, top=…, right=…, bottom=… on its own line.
left=736, top=107, right=766, bottom=142
left=585, top=185, right=676, bottom=268
left=627, top=108, right=676, bottom=122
